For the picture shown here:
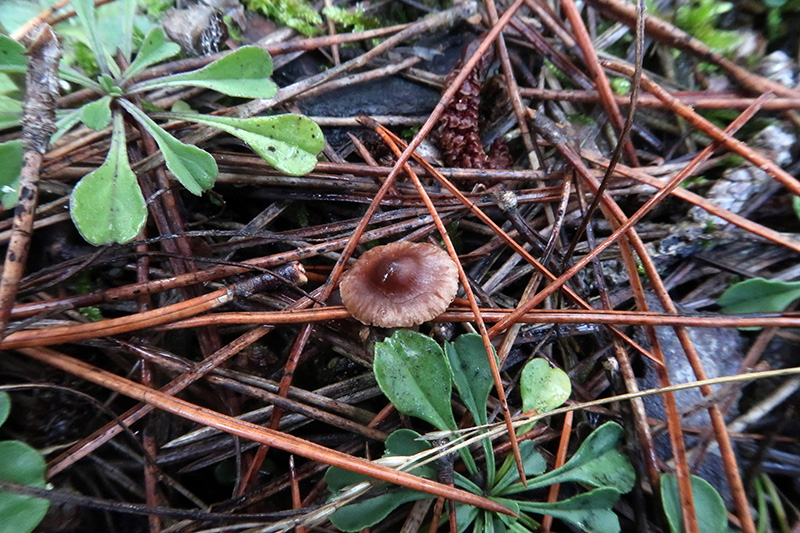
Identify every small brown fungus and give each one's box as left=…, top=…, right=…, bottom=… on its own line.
left=339, top=242, right=459, bottom=328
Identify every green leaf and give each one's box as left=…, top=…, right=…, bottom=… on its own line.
left=120, top=0, right=137, bottom=62
left=445, top=334, right=495, bottom=426
left=0, top=95, right=22, bottom=132
left=325, top=429, right=436, bottom=532
left=70, top=112, right=147, bottom=245
left=121, top=28, right=180, bottom=80
left=324, top=429, right=435, bottom=491
left=516, top=488, right=622, bottom=533
left=329, top=488, right=431, bottom=532
left=793, top=196, right=800, bottom=223
left=718, top=277, right=800, bottom=315
left=491, top=441, right=546, bottom=495
left=520, top=359, right=571, bottom=414
left=0, top=440, right=50, bottom=533
left=80, top=95, right=112, bottom=130
left=120, top=99, right=218, bottom=195
left=0, top=392, right=9, bottom=428
left=57, top=66, right=102, bottom=92
left=129, top=47, right=277, bottom=98
left=164, top=113, right=323, bottom=175
left=374, top=330, right=457, bottom=432
left=661, top=474, right=729, bottom=533
left=455, top=502, right=480, bottom=532
left=0, top=140, right=23, bottom=209
left=51, top=108, right=84, bottom=144
left=71, top=0, right=111, bottom=74
left=0, top=36, right=27, bottom=73
left=445, top=333, right=498, bottom=483
left=503, top=422, right=634, bottom=494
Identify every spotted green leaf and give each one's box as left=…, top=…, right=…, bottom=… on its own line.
left=165, top=113, right=323, bottom=176
left=374, top=330, right=457, bottom=432
left=520, top=358, right=571, bottom=414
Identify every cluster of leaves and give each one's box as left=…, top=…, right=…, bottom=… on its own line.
left=0, top=392, right=50, bottom=533
left=325, top=330, right=635, bottom=533
left=0, top=0, right=324, bottom=246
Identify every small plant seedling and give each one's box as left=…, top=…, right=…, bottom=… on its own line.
left=0, top=0, right=324, bottom=245
left=0, top=392, right=50, bottom=533
left=326, top=330, right=635, bottom=532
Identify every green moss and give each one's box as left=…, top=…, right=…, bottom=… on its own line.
left=242, top=0, right=322, bottom=36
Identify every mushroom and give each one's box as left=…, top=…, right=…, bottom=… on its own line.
left=339, top=241, right=459, bottom=328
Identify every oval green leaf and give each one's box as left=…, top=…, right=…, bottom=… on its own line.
left=120, top=99, right=218, bottom=194
left=520, top=358, right=571, bottom=414
left=164, top=113, right=324, bottom=175
left=0, top=440, right=50, bottom=533
left=718, top=277, right=800, bottom=315
left=374, top=330, right=457, bottom=432
left=70, top=112, right=147, bottom=245
left=129, top=47, right=277, bottom=98
left=661, top=473, right=729, bottom=533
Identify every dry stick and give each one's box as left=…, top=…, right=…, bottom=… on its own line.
left=603, top=60, right=800, bottom=198
left=561, top=0, right=645, bottom=267
left=237, top=0, right=531, bottom=495
left=2, top=269, right=297, bottom=351
left=541, top=411, right=573, bottom=532
left=0, top=26, right=61, bottom=338
left=373, top=121, right=528, bottom=491
left=560, top=0, right=639, bottom=167
left=483, top=0, right=538, bottom=167
left=587, top=0, right=800, bottom=98
left=519, top=88, right=800, bottom=110
left=10, top=0, right=70, bottom=39
left=344, top=3, right=523, bottom=480
left=46, top=329, right=274, bottom=477
left=525, top=103, right=766, bottom=533
left=488, top=92, right=771, bottom=337
left=159, top=307, right=800, bottom=330
left=581, top=153, right=800, bottom=256
left=369, top=126, right=664, bottom=366
left=19, top=346, right=514, bottom=515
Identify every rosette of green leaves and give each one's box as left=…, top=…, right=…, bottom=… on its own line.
left=0, top=0, right=324, bottom=245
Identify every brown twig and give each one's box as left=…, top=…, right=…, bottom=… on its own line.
left=0, top=25, right=60, bottom=338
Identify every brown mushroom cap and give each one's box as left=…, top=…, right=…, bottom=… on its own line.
left=339, top=241, right=459, bottom=328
